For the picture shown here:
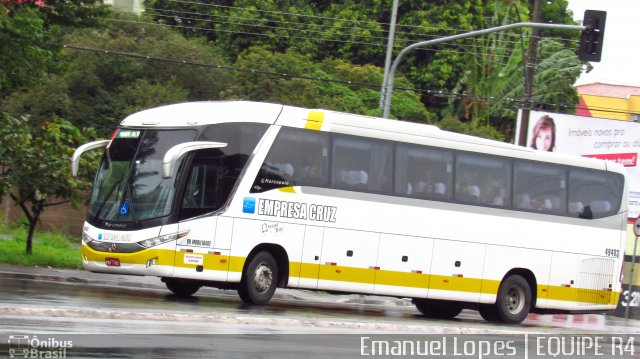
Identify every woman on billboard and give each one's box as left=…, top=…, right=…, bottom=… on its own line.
left=530, top=115, right=556, bottom=152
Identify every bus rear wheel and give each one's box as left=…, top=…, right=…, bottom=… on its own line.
left=413, top=299, right=462, bottom=319
left=238, top=251, right=279, bottom=305
left=164, top=278, right=201, bottom=297
left=478, top=304, right=500, bottom=322
left=492, top=274, right=532, bottom=324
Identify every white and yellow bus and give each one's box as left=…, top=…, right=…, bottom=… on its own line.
left=72, top=101, right=627, bottom=324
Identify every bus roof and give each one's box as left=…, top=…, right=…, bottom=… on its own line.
left=120, top=101, right=283, bottom=127
left=119, top=101, right=625, bottom=175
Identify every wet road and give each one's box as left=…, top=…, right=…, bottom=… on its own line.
left=1, top=277, right=639, bottom=358
left=1, top=277, right=639, bottom=335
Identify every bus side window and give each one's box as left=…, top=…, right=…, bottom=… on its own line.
left=180, top=153, right=223, bottom=220
left=251, top=127, right=329, bottom=193
left=332, top=134, right=392, bottom=193
left=394, top=144, right=452, bottom=200
left=454, top=153, right=510, bottom=207
left=569, top=168, right=623, bottom=219
left=513, top=161, right=566, bottom=214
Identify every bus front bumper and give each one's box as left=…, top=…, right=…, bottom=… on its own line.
left=81, top=243, right=175, bottom=277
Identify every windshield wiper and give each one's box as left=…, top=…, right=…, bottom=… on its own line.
left=124, top=181, right=139, bottom=227
left=94, top=178, right=123, bottom=220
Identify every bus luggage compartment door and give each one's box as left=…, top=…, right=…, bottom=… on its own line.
left=174, top=216, right=230, bottom=281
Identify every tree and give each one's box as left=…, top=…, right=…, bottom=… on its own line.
left=0, top=1, right=50, bottom=96
left=142, top=0, right=488, bottom=109
left=0, top=0, right=109, bottom=97
left=445, top=1, right=581, bottom=139
left=225, top=46, right=434, bottom=122
left=0, top=114, right=97, bottom=254
left=4, top=11, right=234, bottom=136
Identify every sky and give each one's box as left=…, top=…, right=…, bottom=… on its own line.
left=567, top=0, right=640, bottom=87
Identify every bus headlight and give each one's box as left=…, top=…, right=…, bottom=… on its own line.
left=138, top=230, right=189, bottom=248
left=82, top=233, right=94, bottom=245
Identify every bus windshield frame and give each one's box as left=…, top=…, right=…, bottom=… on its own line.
left=87, top=128, right=197, bottom=228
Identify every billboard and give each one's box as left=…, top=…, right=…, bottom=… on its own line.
left=517, top=110, right=640, bottom=219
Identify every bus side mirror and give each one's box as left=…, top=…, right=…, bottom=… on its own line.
left=71, top=140, right=110, bottom=177
left=162, top=141, right=228, bottom=178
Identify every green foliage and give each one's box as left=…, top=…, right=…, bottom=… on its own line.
left=4, top=11, right=234, bottom=135
left=38, top=0, right=111, bottom=28
left=438, top=115, right=505, bottom=141
left=0, top=0, right=110, bottom=96
left=445, top=1, right=580, bottom=140
left=0, top=6, right=51, bottom=95
left=118, top=78, right=188, bottom=116
left=144, top=0, right=488, bottom=110
left=0, top=113, right=31, bottom=195
left=225, top=47, right=433, bottom=122
left=3, top=0, right=583, bottom=143
left=0, top=223, right=81, bottom=268
left=0, top=114, right=97, bottom=254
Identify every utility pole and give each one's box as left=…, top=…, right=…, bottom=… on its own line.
left=380, top=0, right=399, bottom=112
left=517, top=0, right=542, bottom=147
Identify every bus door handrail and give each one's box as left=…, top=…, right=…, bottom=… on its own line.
left=163, top=141, right=228, bottom=178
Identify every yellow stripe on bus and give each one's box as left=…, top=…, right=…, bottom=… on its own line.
left=83, top=245, right=619, bottom=305
left=305, top=110, right=325, bottom=131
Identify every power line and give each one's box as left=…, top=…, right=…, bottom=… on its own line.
left=159, top=0, right=581, bottom=47
left=145, top=6, right=530, bottom=46
left=102, top=16, right=567, bottom=64
left=141, top=6, right=567, bottom=51
left=62, top=43, right=634, bottom=117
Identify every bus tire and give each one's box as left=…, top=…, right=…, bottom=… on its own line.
left=238, top=251, right=278, bottom=305
left=478, top=304, right=500, bottom=322
left=164, top=278, right=201, bottom=298
left=495, top=274, right=532, bottom=324
left=414, top=299, right=462, bottom=319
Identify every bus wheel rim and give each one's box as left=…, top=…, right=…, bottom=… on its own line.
left=254, top=263, right=273, bottom=293
left=506, top=286, right=525, bottom=314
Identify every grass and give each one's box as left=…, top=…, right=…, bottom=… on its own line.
left=0, top=222, right=82, bottom=269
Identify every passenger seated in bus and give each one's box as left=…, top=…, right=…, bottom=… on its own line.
left=299, top=158, right=324, bottom=183
left=568, top=201, right=584, bottom=214
left=423, top=183, right=435, bottom=195
left=455, top=182, right=469, bottom=201
left=272, top=163, right=294, bottom=178
left=516, top=194, right=532, bottom=209
left=344, top=170, right=368, bottom=188
left=488, top=186, right=504, bottom=206
left=434, top=182, right=446, bottom=198
left=468, top=185, right=480, bottom=203
left=531, top=196, right=552, bottom=211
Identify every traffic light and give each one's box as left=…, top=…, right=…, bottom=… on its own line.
left=578, top=10, right=607, bottom=62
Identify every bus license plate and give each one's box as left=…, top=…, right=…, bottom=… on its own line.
left=105, top=258, right=120, bottom=267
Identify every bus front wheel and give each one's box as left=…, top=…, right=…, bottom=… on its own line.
left=238, top=251, right=279, bottom=305
left=164, top=278, right=201, bottom=297
left=493, top=274, right=532, bottom=324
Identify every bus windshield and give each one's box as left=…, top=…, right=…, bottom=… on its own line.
left=88, top=129, right=197, bottom=224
